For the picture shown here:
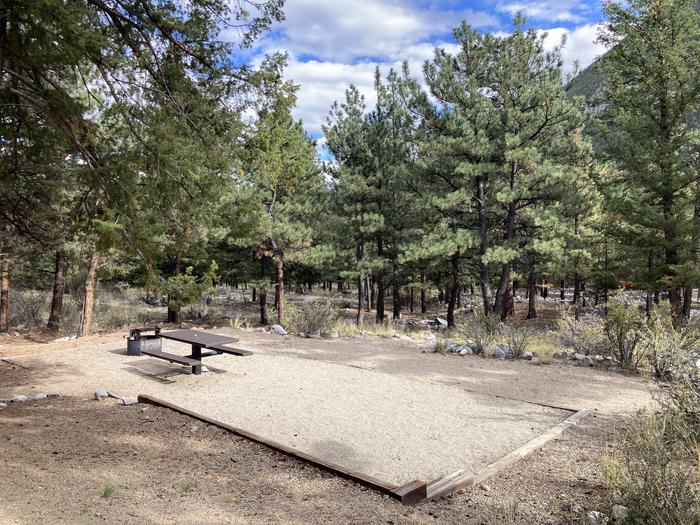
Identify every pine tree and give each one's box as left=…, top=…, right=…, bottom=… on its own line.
left=598, top=0, right=700, bottom=325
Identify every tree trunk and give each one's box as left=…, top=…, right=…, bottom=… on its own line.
left=410, top=283, right=415, bottom=313
left=476, top=176, right=493, bottom=313
left=392, top=257, right=401, bottom=320
left=259, top=254, right=270, bottom=325
left=167, top=253, right=182, bottom=324
left=447, top=254, right=460, bottom=327
left=493, top=165, right=518, bottom=314
left=0, top=256, right=9, bottom=332
left=560, top=281, right=565, bottom=301
left=501, top=281, right=514, bottom=321
left=420, top=269, right=427, bottom=314
left=78, top=251, right=100, bottom=337
left=365, top=276, right=371, bottom=312
left=274, top=256, right=284, bottom=325
left=526, top=271, right=537, bottom=320
left=356, top=243, right=365, bottom=327
left=47, top=250, right=67, bottom=332
left=572, top=273, right=581, bottom=306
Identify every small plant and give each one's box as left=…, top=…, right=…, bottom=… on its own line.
left=503, top=325, right=534, bottom=358
left=181, top=480, right=194, bottom=493
left=101, top=484, right=115, bottom=498
left=455, top=309, right=502, bottom=354
left=605, top=412, right=699, bottom=524
left=433, top=338, right=449, bottom=354
left=601, top=297, right=644, bottom=369
left=80, top=504, right=91, bottom=515
left=557, top=307, right=604, bottom=355
left=223, top=495, right=233, bottom=504
left=228, top=313, right=249, bottom=330
left=285, top=299, right=339, bottom=336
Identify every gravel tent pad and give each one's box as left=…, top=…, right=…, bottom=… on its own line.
left=2, top=337, right=572, bottom=489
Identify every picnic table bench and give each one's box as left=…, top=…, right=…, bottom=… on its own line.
left=129, top=328, right=251, bottom=375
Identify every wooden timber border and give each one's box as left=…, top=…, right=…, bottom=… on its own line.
left=138, top=394, right=588, bottom=505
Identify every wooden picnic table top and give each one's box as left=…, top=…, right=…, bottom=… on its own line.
left=158, top=329, right=239, bottom=348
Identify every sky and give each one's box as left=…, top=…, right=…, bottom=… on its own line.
left=242, top=0, right=608, bottom=159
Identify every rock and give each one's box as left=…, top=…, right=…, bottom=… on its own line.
left=522, top=351, right=534, bottom=360
left=459, top=347, right=473, bottom=356
left=47, top=393, right=63, bottom=398
left=94, top=390, right=109, bottom=401
left=34, top=393, right=47, bottom=400
left=298, top=332, right=305, bottom=338
left=255, top=327, right=266, bottom=332
left=611, top=505, right=628, bottom=522
left=121, top=397, right=139, bottom=406
left=434, top=317, right=448, bottom=327
left=201, top=366, right=209, bottom=373
left=532, top=351, right=539, bottom=357
left=52, top=335, right=77, bottom=342
left=494, top=347, right=507, bottom=359
left=478, top=483, right=491, bottom=492
left=11, top=331, right=20, bottom=337
left=586, top=511, right=609, bottom=525
left=140, top=406, right=150, bottom=413
left=0, top=402, right=6, bottom=409
left=12, top=394, right=30, bottom=402
left=399, top=334, right=413, bottom=342
left=531, top=357, right=540, bottom=364
left=424, top=332, right=437, bottom=343
left=584, top=356, right=594, bottom=367
left=496, top=343, right=511, bottom=356
left=696, top=358, right=700, bottom=370
left=329, top=332, right=340, bottom=338
left=446, top=341, right=460, bottom=352
left=574, top=353, right=585, bottom=361
left=270, top=324, right=287, bottom=336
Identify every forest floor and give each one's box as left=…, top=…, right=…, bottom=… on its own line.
left=0, top=315, right=653, bottom=524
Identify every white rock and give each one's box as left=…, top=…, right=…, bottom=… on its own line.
left=255, top=327, right=266, bottom=332
left=522, top=351, right=534, bottom=360
left=12, top=394, right=30, bottom=402
left=611, top=505, right=628, bottom=522
left=494, top=347, right=507, bottom=359
left=0, top=402, right=6, bottom=408
left=121, top=397, right=139, bottom=405
left=329, top=332, right=340, bottom=338
left=584, top=356, right=594, bottom=366
left=34, top=393, right=47, bottom=400
left=94, top=390, right=109, bottom=401
left=201, top=366, right=209, bottom=373
left=586, top=511, right=610, bottom=525
left=298, top=332, right=305, bottom=338
left=574, top=353, right=585, bottom=361
left=270, top=324, right=288, bottom=336
left=459, top=347, right=473, bottom=356
left=399, top=334, right=413, bottom=342
left=434, top=317, right=448, bottom=327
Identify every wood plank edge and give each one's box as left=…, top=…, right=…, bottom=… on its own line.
left=137, top=394, right=416, bottom=502
left=425, top=408, right=590, bottom=501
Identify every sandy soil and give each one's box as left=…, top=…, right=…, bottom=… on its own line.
left=0, top=328, right=653, bottom=524
left=1, top=334, right=570, bottom=486
left=0, top=394, right=624, bottom=525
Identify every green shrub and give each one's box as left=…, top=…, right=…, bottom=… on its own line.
left=285, top=299, right=339, bottom=336
left=503, top=325, right=534, bottom=358
left=641, top=306, right=700, bottom=379
left=602, top=297, right=644, bottom=369
left=557, top=307, right=604, bottom=355
left=455, top=309, right=502, bottom=354
left=606, top=413, right=699, bottom=524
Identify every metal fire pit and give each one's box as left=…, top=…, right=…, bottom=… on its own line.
left=127, top=327, right=162, bottom=356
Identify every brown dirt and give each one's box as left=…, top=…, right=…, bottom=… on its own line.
left=0, top=395, right=622, bottom=525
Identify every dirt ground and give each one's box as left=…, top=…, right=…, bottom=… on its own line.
left=0, top=329, right=653, bottom=524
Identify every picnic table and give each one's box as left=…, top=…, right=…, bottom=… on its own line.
left=130, top=328, right=252, bottom=375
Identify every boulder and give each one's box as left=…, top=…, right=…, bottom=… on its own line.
left=574, top=353, right=585, bottom=361
left=94, top=390, right=109, bottom=401
left=329, top=332, right=340, bottom=338
left=34, top=393, right=47, bottom=400
left=121, top=397, right=139, bottom=406
left=446, top=341, right=460, bottom=352
left=459, top=347, right=473, bottom=356
left=0, top=402, right=6, bottom=409
left=585, top=511, right=609, bottom=525
left=12, top=394, right=30, bottom=402
left=494, top=347, right=507, bottom=359
left=434, top=317, right=448, bottom=327
left=522, top=351, right=534, bottom=360
left=270, top=324, right=288, bottom=336
left=584, top=356, right=594, bottom=367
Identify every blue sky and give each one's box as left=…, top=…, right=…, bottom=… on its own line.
left=241, top=1, right=607, bottom=158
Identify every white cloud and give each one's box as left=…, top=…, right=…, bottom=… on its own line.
left=539, top=23, right=606, bottom=76
left=256, top=0, right=500, bottom=63
left=497, top=1, right=595, bottom=23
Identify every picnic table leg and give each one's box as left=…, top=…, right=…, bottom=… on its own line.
left=191, top=344, right=202, bottom=375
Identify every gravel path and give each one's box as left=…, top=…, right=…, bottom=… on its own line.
left=2, top=334, right=571, bottom=486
